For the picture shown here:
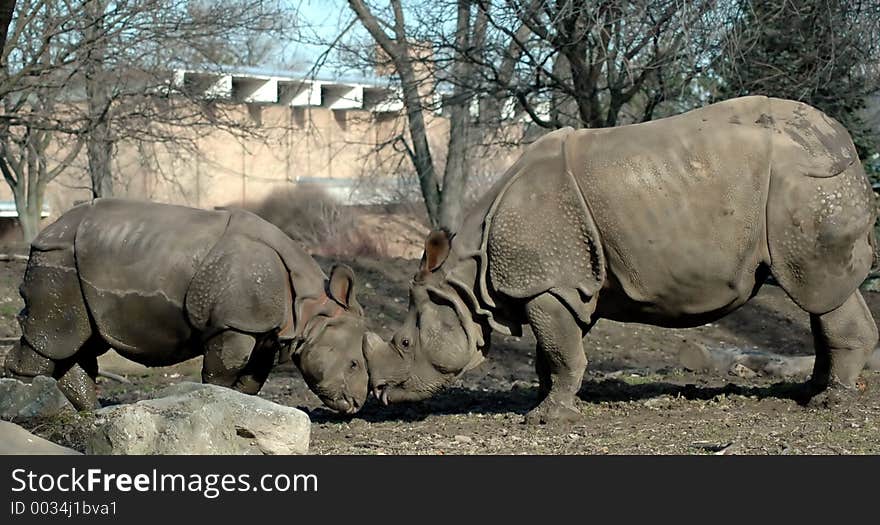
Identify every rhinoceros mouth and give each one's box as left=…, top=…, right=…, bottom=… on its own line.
left=371, top=378, right=445, bottom=404
left=320, top=394, right=361, bottom=414
left=372, top=384, right=390, bottom=405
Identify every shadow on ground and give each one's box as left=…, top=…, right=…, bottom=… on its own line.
left=307, top=377, right=813, bottom=424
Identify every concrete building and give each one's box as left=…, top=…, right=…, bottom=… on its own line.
left=0, top=65, right=522, bottom=236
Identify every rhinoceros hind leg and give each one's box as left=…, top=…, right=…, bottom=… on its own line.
left=806, top=290, right=878, bottom=407
left=19, top=248, right=94, bottom=361
left=6, top=335, right=103, bottom=411
left=201, top=330, right=257, bottom=390
left=51, top=339, right=102, bottom=411
left=523, top=293, right=587, bottom=424
left=4, top=339, right=55, bottom=379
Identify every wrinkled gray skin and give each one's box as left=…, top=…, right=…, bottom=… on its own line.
left=366, top=96, right=879, bottom=423
left=4, top=198, right=372, bottom=414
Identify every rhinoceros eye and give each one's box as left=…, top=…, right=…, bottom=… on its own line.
left=401, top=338, right=410, bottom=348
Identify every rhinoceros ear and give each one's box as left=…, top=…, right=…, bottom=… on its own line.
left=328, top=264, right=359, bottom=311
left=420, top=228, right=454, bottom=275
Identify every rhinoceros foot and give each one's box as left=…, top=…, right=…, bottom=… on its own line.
left=803, top=380, right=865, bottom=410
left=523, top=397, right=583, bottom=425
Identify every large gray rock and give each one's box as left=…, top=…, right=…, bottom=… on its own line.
left=0, top=376, right=75, bottom=419
left=0, top=421, right=80, bottom=455
left=86, top=383, right=310, bottom=455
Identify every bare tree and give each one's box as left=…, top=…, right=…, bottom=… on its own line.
left=74, top=0, right=296, bottom=198
left=0, top=0, right=82, bottom=241
left=0, top=0, right=296, bottom=239
left=0, top=0, right=14, bottom=53
left=343, top=1, right=728, bottom=228
left=718, top=0, right=880, bottom=173
left=348, top=0, right=520, bottom=229
left=348, top=0, right=447, bottom=227
left=82, top=0, right=111, bottom=197
left=473, top=0, right=726, bottom=129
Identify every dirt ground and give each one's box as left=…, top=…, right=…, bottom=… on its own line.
left=2, top=251, right=880, bottom=455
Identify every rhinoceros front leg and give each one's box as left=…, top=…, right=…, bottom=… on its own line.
left=232, top=338, right=277, bottom=395
left=201, top=329, right=267, bottom=393
left=807, top=290, right=878, bottom=407
left=524, top=293, right=587, bottom=424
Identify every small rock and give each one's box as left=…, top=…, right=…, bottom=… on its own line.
left=0, top=421, right=80, bottom=455
left=691, top=440, right=733, bottom=453
left=509, top=380, right=533, bottom=391
left=453, top=435, right=473, bottom=444
left=729, top=363, right=757, bottom=379
left=679, top=344, right=712, bottom=372
left=86, top=382, right=310, bottom=455
left=643, top=396, right=674, bottom=409
left=0, top=376, right=74, bottom=419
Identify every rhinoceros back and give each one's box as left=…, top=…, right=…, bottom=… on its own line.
left=566, top=96, right=774, bottom=322
left=74, top=199, right=230, bottom=360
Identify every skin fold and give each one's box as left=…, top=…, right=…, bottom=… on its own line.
left=365, top=96, right=879, bottom=423
left=3, top=198, right=374, bottom=414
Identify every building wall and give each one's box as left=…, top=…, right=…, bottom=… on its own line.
left=0, top=104, right=427, bottom=214
left=0, top=99, right=523, bottom=238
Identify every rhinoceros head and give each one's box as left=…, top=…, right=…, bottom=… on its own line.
left=293, top=264, right=374, bottom=414
left=365, top=230, right=486, bottom=405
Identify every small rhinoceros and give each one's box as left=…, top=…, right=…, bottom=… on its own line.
left=4, top=198, right=372, bottom=413
left=364, top=96, right=879, bottom=423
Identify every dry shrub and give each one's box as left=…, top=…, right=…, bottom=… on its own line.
left=248, top=184, right=388, bottom=258
left=320, top=226, right=389, bottom=259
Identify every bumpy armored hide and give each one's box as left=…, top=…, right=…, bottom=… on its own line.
left=480, top=128, right=605, bottom=326
left=185, top=233, right=291, bottom=335
left=768, top=99, right=858, bottom=179
left=563, top=96, right=773, bottom=320
left=20, top=204, right=93, bottom=360
left=468, top=96, right=873, bottom=326
left=766, top=101, right=875, bottom=314
left=74, top=200, right=228, bottom=361
left=217, top=209, right=327, bottom=340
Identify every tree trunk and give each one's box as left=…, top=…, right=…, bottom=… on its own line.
left=438, top=99, right=468, bottom=230
left=84, top=0, right=113, bottom=198
left=398, top=66, right=441, bottom=226
left=550, top=53, right=581, bottom=128
left=17, top=202, right=40, bottom=242
left=347, top=0, right=443, bottom=227
left=0, top=0, right=16, bottom=55
left=11, top=173, right=41, bottom=243
left=87, top=129, right=113, bottom=198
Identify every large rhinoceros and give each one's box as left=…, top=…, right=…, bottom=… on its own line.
left=4, top=199, right=371, bottom=413
left=364, top=96, right=879, bottom=423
